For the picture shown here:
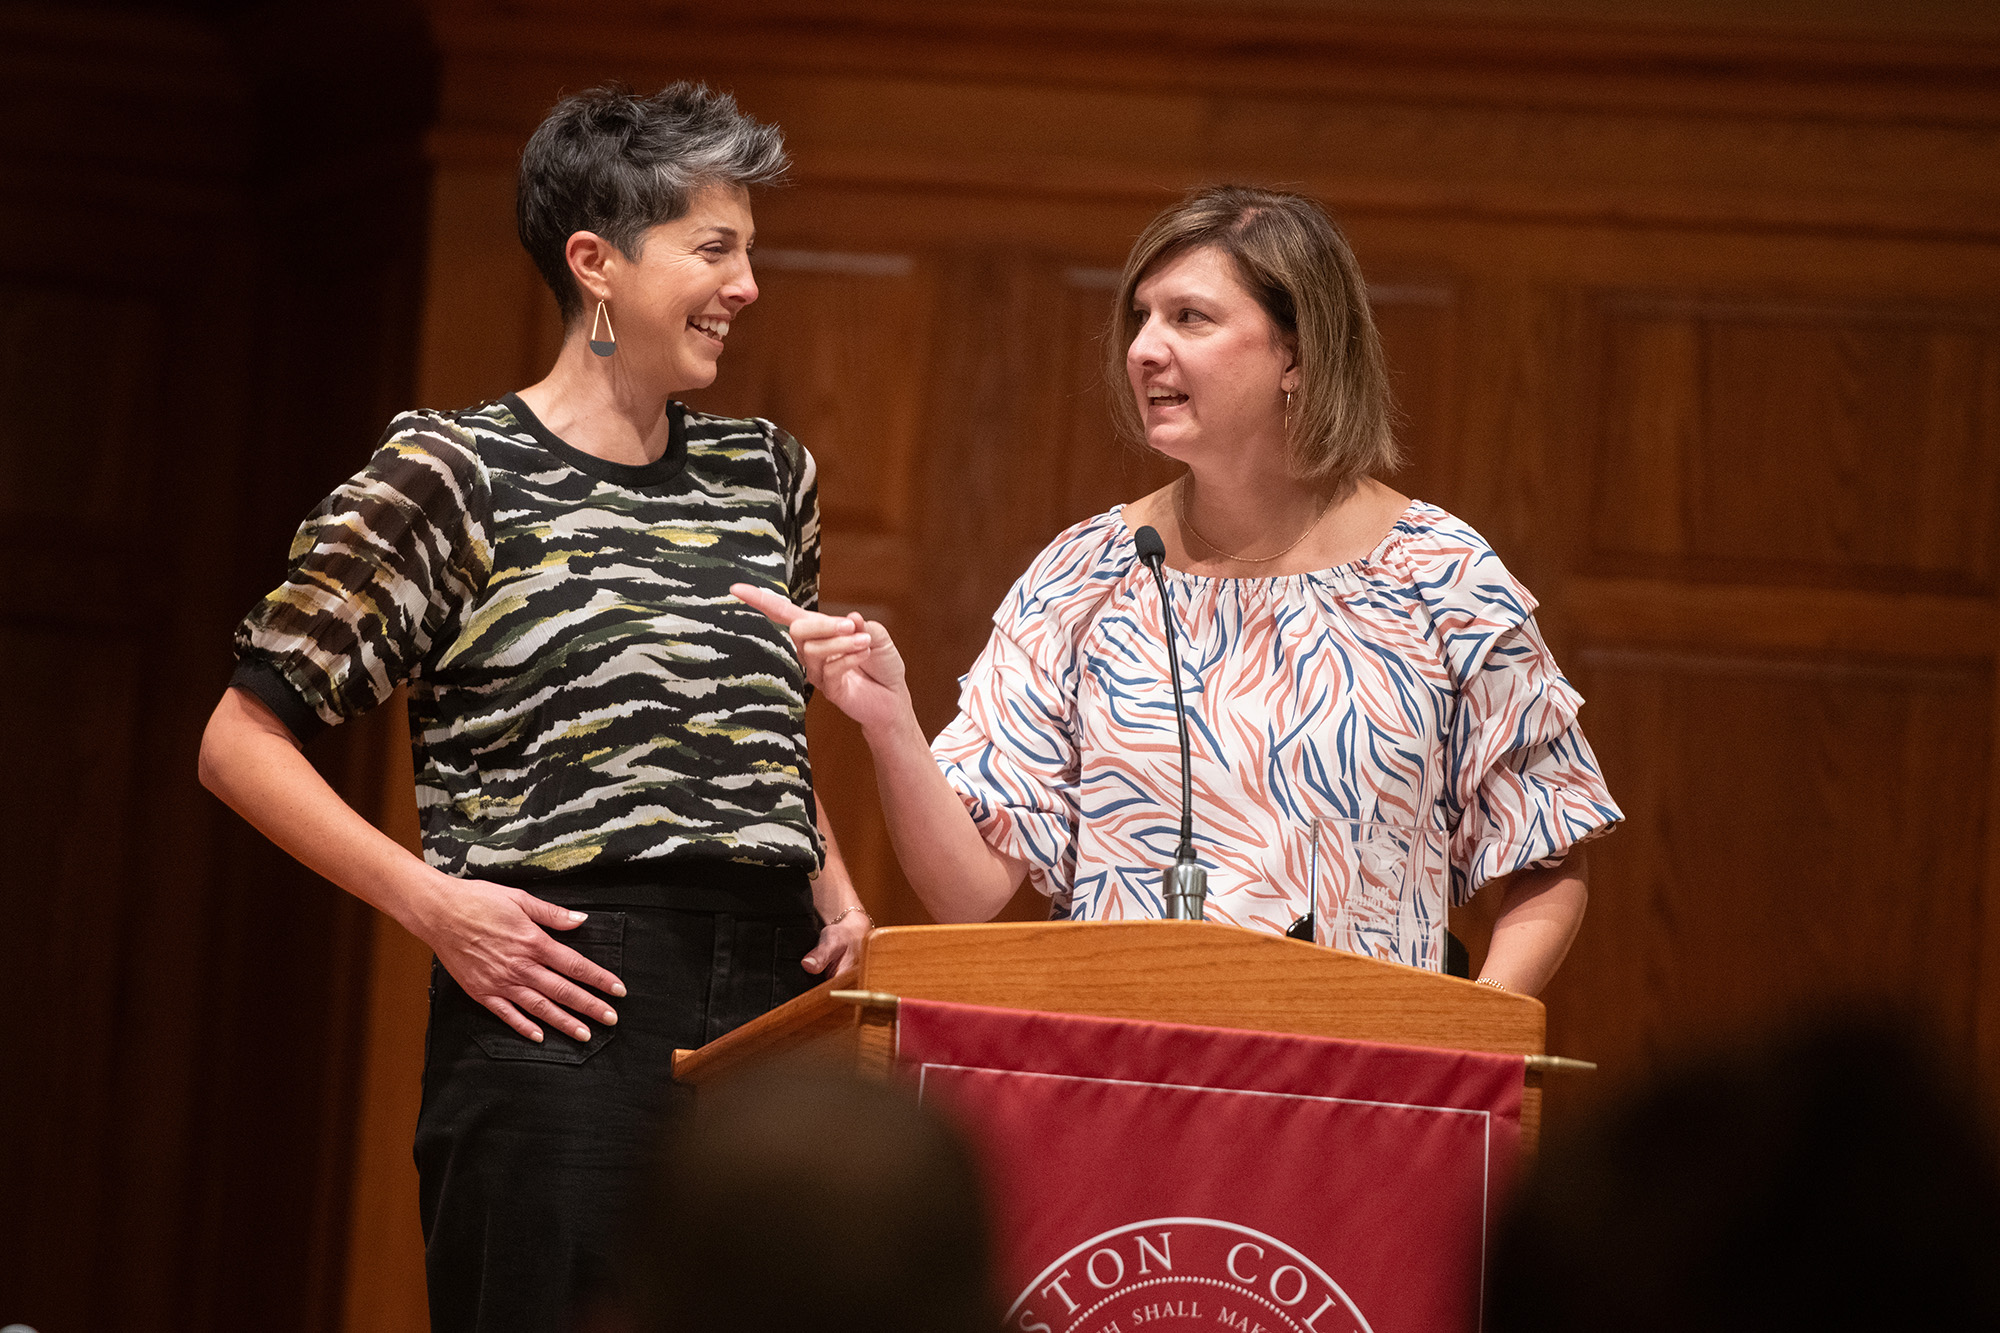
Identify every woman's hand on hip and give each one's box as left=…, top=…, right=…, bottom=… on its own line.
left=416, top=877, right=628, bottom=1043
left=732, top=583, right=910, bottom=733
left=200, top=686, right=626, bottom=1040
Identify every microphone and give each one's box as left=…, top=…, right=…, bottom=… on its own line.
left=1133, top=525, right=1207, bottom=922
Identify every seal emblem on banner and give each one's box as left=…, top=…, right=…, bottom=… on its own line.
left=1006, top=1218, right=1372, bottom=1333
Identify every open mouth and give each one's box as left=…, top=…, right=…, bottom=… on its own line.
left=1146, top=389, right=1189, bottom=408
left=689, top=315, right=730, bottom=345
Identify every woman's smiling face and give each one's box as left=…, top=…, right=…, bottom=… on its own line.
left=600, top=183, right=760, bottom=394
left=1126, top=244, right=1298, bottom=466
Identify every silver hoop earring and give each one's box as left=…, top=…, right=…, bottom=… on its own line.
left=588, top=300, right=616, bottom=358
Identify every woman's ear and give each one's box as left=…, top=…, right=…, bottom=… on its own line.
left=1279, top=343, right=1302, bottom=395
left=566, top=231, right=618, bottom=304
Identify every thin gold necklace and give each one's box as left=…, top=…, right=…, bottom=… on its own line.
left=1174, top=474, right=1339, bottom=565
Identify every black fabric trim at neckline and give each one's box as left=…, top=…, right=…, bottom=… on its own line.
left=500, top=392, right=689, bottom=489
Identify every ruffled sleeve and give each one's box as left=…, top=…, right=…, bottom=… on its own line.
left=230, top=412, right=493, bottom=739
left=931, top=511, right=1134, bottom=909
left=1429, top=548, right=1622, bottom=902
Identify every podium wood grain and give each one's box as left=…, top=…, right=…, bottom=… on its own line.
left=673, top=921, right=1549, bottom=1148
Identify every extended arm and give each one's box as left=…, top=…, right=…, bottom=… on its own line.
left=197, top=687, right=625, bottom=1042
left=848, top=704, right=1028, bottom=923
left=733, top=584, right=1026, bottom=922
left=1474, top=846, right=1588, bottom=997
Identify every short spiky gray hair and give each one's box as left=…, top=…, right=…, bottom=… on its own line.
left=517, top=82, right=790, bottom=323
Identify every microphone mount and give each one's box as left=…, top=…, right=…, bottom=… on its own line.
left=1133, top=525, right=1208, bottom=922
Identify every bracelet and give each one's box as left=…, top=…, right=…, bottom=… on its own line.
left=1475, top=977, right=1509, bottom=992
left=824, top=904, right=873, bottom=929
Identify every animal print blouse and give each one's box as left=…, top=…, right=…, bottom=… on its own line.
left=231, top=394, right=823, bottom=895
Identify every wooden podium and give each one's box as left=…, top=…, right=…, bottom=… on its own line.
left=673, top=919, right=1566, bottom=1150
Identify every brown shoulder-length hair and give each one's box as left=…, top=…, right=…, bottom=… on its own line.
left=1105, top=185, right=1400, bottom=484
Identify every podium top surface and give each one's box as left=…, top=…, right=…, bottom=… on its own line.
left=856, top=920, right=1545, bottom=1056
left=670, top=920, right=1552, bottom=1150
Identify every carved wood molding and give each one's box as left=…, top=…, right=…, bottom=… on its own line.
left=418, top=0, right=2000, bottom=239
left=423, top=0, right=2000, bottom=116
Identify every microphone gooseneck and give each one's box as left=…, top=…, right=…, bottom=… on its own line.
left=1133, top=525, right=1207, bottom=922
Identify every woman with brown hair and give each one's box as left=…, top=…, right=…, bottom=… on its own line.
left=740, top=185, right=1618, bottom=995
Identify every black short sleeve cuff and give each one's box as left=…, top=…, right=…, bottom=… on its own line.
left=228, top=657, right=332, bottom=744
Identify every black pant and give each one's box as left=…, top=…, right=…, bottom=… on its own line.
left=414, top=905, right=822, bottom=1333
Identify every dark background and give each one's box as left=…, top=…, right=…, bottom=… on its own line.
left=1, top=2, right=433, bottom=1327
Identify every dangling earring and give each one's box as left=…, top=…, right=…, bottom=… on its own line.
left=589, top=300, right=616, bottom=358
left=1283, top=388, right=1293, bottom=430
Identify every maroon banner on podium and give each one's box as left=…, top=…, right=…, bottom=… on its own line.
left=896, top=999, right=1524, bottom=1333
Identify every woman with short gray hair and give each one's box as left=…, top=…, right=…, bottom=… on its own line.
left=743, top=184, right=1620, bottom=998
left=199, top=83, right=870, bottom=1332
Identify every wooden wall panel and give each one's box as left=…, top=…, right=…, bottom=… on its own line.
left=1590, top=298, right=2000, bottom=593
left=427, top=2, right=2000, bottom=237
left=1369, top=284, right=1461, bottom=514
left=1432, top=281, right=1590, bottom=603
left=414, top=164, right=546, bottom=411
left=1551, top=649, right=1991, bottom=1092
